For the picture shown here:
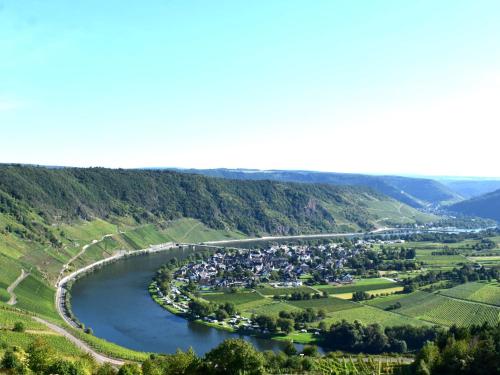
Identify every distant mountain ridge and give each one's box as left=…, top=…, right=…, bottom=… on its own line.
left=450, top=189, right=500, bottom=222
left=440, top=179, right=500, bottom=199
left=0, top=165, right=436, bottom=241
left=169, top=168, right=463, bottom=209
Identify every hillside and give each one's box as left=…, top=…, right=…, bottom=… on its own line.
left=0, top=165, right=437, bottom=310
left=440, top=179, right=500, bottom=199
left=0, top=165, right=437, bottom=239
left=171, top=168, right=463, bottom=208
left=450, top=188, right=500, bottom=222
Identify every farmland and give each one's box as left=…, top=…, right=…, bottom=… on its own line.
left=438, top=281, right=500, bottom=306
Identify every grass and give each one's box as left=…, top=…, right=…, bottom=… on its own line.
left=417, top=254, right=470, bottom=269
left=287, top=297, right=361, bottom=313
left=365, top=291, right=431, bottom=310
left=364, top=199, right=438, bottom=225
left=242, top=300, right=303, bottom=318
left=161, top=218, right=246, bottom=243
left=315, top=278, right=396, bottom=295
left=68, top=327, right=150, bottom=362
left=259, top=286, right=317, bottom=296
left=438, top=281, right=500, bottom=306
left=201, top=291, right=265, bottom=306
left=414, top=297, right=499, bottom=327
left=321, top=305, right=430, bottom=328
left=14, top=274, right=60, bottom=321
left=367, top=290, right=500, bottom=327
left=0, top=307, right=46, bottom=330
left=0, top=331, right=85, bottom=359
left=0, top=306, right=85, bottom=361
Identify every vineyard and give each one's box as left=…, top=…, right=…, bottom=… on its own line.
left=321, top=305, right=429, bottom=328
left=365, top=289, right=500, bottom=327
left=415, top=297, right=500, bottom=327
left=439, top=281, right=500, bottom=306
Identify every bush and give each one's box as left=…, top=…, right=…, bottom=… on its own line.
left=13, top=322, right=25, bottom=333
left=1, top=349, right=22, bottom=369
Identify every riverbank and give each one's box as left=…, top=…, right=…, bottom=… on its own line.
left=148, top=281, right=320, bottom=346
left=56, top=242, right=177, bottom=329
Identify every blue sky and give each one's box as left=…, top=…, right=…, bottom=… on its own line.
left=1, top=1, right=499, bottom=176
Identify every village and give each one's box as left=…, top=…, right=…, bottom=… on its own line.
left=172, top=238, right=406, bottom=289
left=150, top=237, right=410, bottom=335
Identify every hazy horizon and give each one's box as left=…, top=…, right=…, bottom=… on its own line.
left=2, top=1, right=500, bottom=177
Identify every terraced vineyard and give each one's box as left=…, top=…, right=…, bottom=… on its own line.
left=366, top=289, right=500, bottom=327
left=438, top=281, right=500, bottom=306
left=365, top=290, right=432, bottom=310
left=416, top=298, right=499, bottom=327
left=321, top=305, right=430, bottom=328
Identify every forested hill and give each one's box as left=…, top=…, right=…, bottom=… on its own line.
left=450, top=188, right=500, bottom=222
left=169, top=168, right=462, bottom=208
left=0, top=165, right=434, bottom=240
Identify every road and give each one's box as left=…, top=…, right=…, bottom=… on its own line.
left=202, top=227, right=394, bottom=245
left=33, top=317, right=125, bottom=366
left=7, top=269, right=30, bottom=305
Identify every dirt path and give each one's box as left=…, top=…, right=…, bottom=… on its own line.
left=33, top=317, right=125, bottom=366
left=7, top=269, right=30, bottom=305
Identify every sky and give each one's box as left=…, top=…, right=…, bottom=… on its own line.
left=1, top=1, right=499, bottom=177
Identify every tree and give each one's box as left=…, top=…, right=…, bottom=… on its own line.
left=277, top=318, right=294, bottom=334
left=215, top=308, right=229, bottom=321
left=254, top=315, right=277, bottom=332
left=352, top=291, right=370, bottom=301
left=142, top=350, right=200, bottom=375
left=188, top=299, right=212, bottom=318
left=301, top=345, right=318, bottom=357
left=204, top=339, right=264, bottom=375
left=48, top=359, right=85, bottom=375
left=96, top=363, right=118, bottom=375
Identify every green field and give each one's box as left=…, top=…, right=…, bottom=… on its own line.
left=287, top=296, right=361, bottom=312
left=416, top=254, right=470, bottom=269
left=259, top=286, right=317, bottom=296
left=202, top=291, right=265, bottom=306
left=438, top=281, right=500, bottom=306
left=0, top=307, right=85, bottom=360
left=364, top=200, right=438, bottom=225
left=315, top=278, right=396, bottom=295
left=366, top=289, right=500, bottom=327
left=14, top=275, right=59, bottom=321
left=321, top=305, right=430, bottom=328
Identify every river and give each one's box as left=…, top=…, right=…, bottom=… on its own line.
left=70, top=247, right=305, bottom=355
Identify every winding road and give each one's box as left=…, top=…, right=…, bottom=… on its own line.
left=32, top=317, right=125, bottom=366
